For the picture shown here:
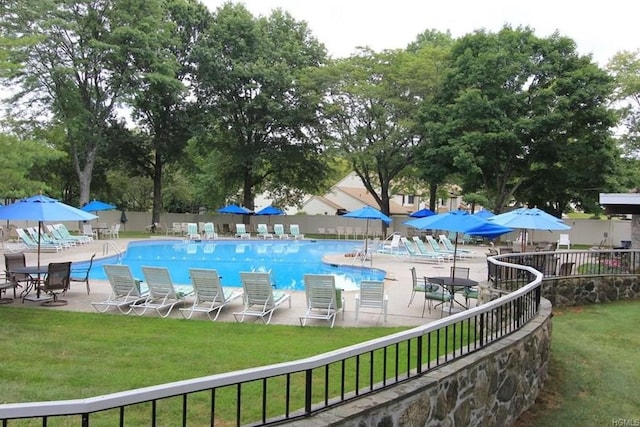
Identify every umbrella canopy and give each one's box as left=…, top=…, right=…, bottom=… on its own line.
left=488, top=207, right=570, bottom=231
left=343, top=206, right=392, bottom=224
left=0, top=195, right=97, bottom=222
left=474, top=209, right=495, bottom=219
left=217, top=204, right=254, bottom=215
left=405, top=209, right=512, bottom=277
left=409, top=208, right=436, bottom=218
left=255, top=205, right=284, bottom=216
left=343, top=206, right=392, bottom=260
left=488, top=207, right=570, bottom=252
left=405, top=209, right=512, bottom=237
left=0, top=195, right=97, bottom=298
left=80, top=200, right=116, bottom=212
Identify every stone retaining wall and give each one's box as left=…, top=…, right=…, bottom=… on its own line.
left=542, top=275, right=640, bottom=307
left=286, top=299, right=552, bottom=427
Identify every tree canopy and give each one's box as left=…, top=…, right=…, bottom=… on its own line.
left=0, top=2, right=634, bottom=218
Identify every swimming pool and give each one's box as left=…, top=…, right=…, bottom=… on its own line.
left=87, top=239, right=385, bottom=291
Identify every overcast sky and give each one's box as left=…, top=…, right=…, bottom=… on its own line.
left=201, top=0, right=638, bottom=66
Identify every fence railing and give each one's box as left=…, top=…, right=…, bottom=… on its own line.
left=0, top=257, right=550, bottom=426
left=489, top=248, right=640, bottom=292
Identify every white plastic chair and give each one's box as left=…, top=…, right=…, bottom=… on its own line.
left=557, top=234, right=571, bottom=249
left=355, top=280, right=388, bottom=322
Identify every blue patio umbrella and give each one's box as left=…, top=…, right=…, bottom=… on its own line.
left=255, top=205, right=284, bottom=216
left=217, top=204, right=254, bottom=215
left=488, top=207, right=570, bottom=251
left=343, top=206, right=392, bottom=257
left=409, top=208, right=436, bottom=218
left=474, top=209, right=495, bottom=219
left=405, top=209, right=512, bottom=276
left=0, top=195, right=97, bottom=298
left=80, top=200, right=116, bottom=212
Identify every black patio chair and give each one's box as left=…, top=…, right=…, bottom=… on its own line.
left=40, top=262, right=71, bottom=306
left=70, top=253, right=96, bottom=295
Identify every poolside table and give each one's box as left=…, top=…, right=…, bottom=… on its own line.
left=427, top=276, right=478, bottom=311
left=10, top=265, right=51, bottom=302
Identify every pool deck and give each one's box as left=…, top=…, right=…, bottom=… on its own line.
left=4, top=237, right=492, bottom=328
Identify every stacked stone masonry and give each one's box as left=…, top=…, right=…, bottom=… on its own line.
left=285, top=300, right=552, bottom=427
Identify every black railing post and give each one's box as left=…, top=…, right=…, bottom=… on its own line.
left=416, top=335, right=423, bottom=374
left=305, top=369, right=313, bottom=414
left=479, top=312, right=485, bottom=346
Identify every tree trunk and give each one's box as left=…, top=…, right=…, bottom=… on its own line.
left=151, top=151, right=163, bottom=226
left=429, top=183, right=438, bottom=212
left=73, top=142, right=97, bottom=207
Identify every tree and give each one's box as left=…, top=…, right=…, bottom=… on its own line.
left=125, top=0, right=211, bottom=223
left=0, top=0, right=184, bottom=206
left=608, top=50, right=640, bottom=157
left=190, top=4, right=330, bottom=211
left=421, top=26, right=618, bottom=215
left=317, top=45, right=446, bottom=216
left=0, top=131, right=65, bottom=198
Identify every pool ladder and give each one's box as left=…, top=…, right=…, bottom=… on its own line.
left=102, top=240, right=122, bottom=257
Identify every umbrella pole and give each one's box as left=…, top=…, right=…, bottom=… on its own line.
left=364, top=219, right=370, bottom=265
left=453, top=232, right=458, bottom=280
left=37, top=221, right=42, bottom=298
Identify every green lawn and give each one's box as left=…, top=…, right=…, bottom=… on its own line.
left=0, top=307, right=414, bottom=424
left=517, top=301, right=640, bottom=426
left=2, top=302, right=638, bottom=425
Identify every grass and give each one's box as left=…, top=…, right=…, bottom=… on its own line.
left=3, top=302, right=637, bottom=425
left=517, top=301, right=640, bottom=426
left=0, top=307, right=425, bottom=425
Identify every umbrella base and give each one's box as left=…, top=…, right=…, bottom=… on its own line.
left=41, top=299, right=68, bottom=307
left=23, top=294, right=53, bottom=303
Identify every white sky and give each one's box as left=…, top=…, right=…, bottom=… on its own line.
left=201, top=0, right=638, bottom=66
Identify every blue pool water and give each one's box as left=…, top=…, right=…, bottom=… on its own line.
left=86, top=239, right=385, bottom=291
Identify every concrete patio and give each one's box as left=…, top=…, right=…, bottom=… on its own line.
left=3, top=237, right=492, bottom=328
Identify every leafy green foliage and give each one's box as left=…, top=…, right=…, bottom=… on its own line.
left=190, top=4, right=330, bottom=210
left=0, top=132, right=65, bottom=197
left=421, top=26, right=618, bottom=215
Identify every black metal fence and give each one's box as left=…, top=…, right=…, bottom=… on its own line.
left=0, top=256, right=554, bottom=426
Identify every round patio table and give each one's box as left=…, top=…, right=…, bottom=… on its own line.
left=427, top=276, right=478, bottom=311
left=10, top=266, right=50, bottom=301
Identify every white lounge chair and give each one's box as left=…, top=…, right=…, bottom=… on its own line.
left=45, top=225, right=78, bottom=246
left=203, top=222, right=218, bottom=239
left=54, top=223, right=91, bottom=244
left=235, top=224, right=251, bottom=239
left=186, top=223, right=200, bottom=240
left=233, top=271, right=291, bottom=324
left=257, top=224, right=274, bottom=239
left=438, top=235, right=473, bottom=256
left=273, top=224, right=288, bottom=239
left=355, top=280, right=388, bottom=322
left=130, top=266, right=194, bottom=317
left=15, top=228, right=64, bottom=252
left=289, top=224, right=304, bottom=240
left=299, top=274, right=344, bottom=328
left=179, top=268, right=243, bottom=321
left=92, top=265, right=149, bottom=314
left=420, top=236, right=456, bottom=261
left=400, top=237, right=445, bottom=263
left=378, top=233, right=402, bottom=255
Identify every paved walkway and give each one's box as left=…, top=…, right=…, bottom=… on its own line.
left=3, top=238, right=491, bottom=328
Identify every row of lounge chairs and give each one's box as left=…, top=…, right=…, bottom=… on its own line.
left=173, top=223, right=305, bottom=241
left=92, top=266, right=386, bottom=327
left=14, top=224, right=92, bottom=252
left=238, top=223, right=304, bottom=240
left=376, top=234, right=476, bottom=263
